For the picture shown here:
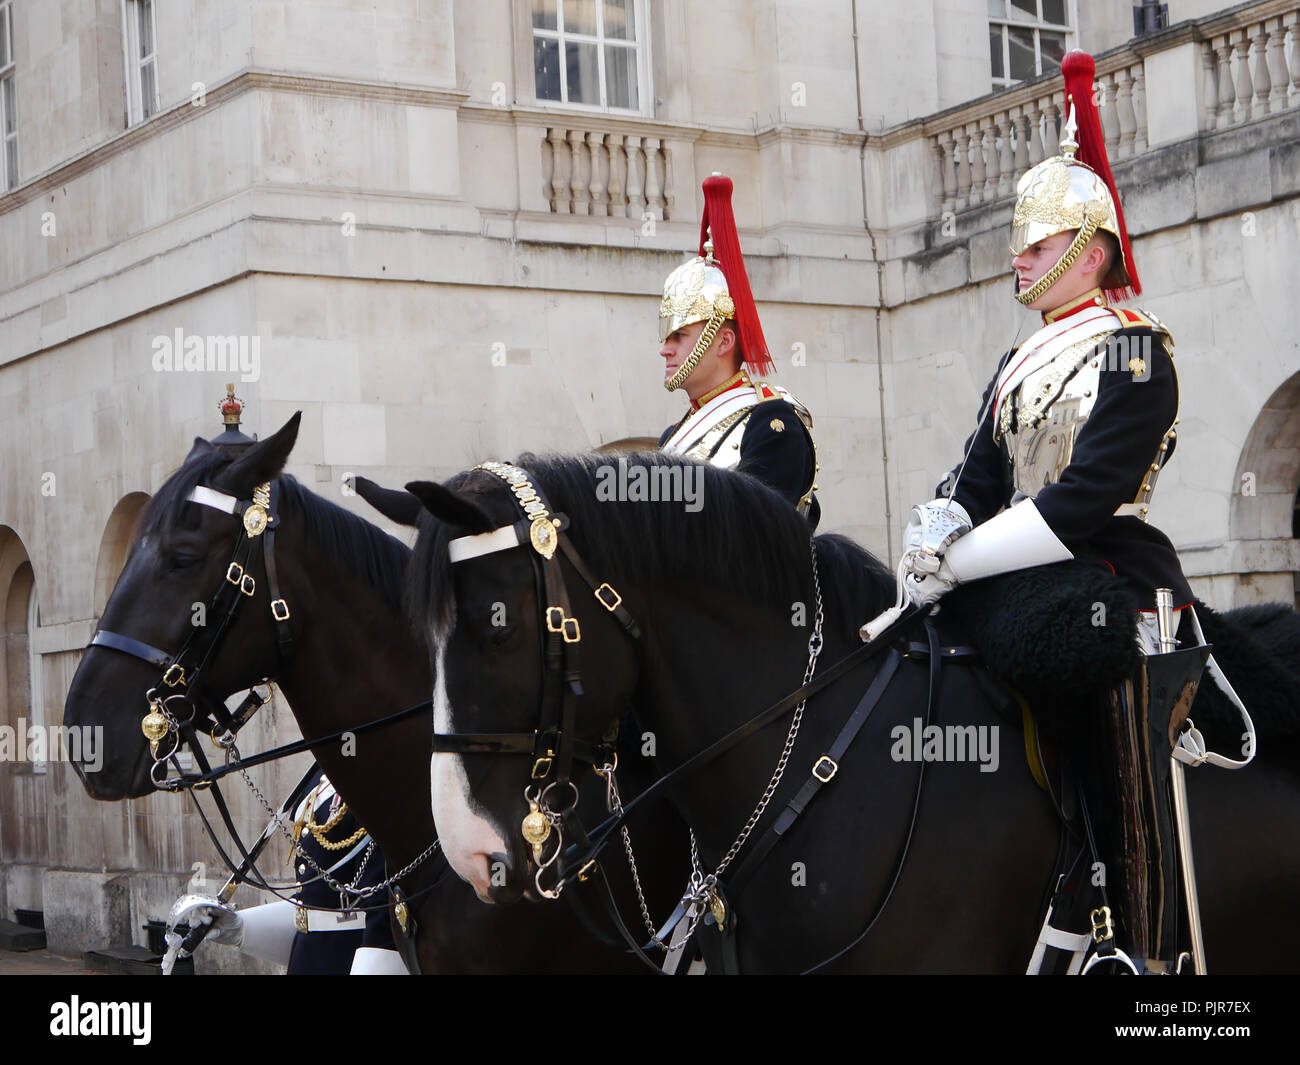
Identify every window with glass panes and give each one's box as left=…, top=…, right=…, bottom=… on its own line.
left=123, top=0, right=159, bottom=125
left=1, top=0, right=17, bottom=190
left=533, top=0, right=648, bottom=112
left=988, top=0, right=1074, bottom=89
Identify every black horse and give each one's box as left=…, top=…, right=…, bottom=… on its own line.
left=63, top=416, right=688, bottom=973
left=407, top=451, right=1300, bottom=973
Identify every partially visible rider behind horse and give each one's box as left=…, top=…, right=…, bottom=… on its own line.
left=165, top=394, right=405, bottom=975
left=894, top=51, right=1250, bottom=973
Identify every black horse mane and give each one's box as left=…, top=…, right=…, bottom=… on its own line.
left=140, top=447, right=410, bottom=611
left=409, top=451, right=893, bottom=637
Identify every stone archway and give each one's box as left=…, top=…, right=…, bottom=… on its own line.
left=0, top=528, right=36, bottom=733
left=1228, top=372, right=1300, bottom=607
left=93, top=493, right=150, bottom=616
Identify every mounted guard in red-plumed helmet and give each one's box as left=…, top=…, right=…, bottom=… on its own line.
left=657, top=173, right=821, bottom=526
left=883, top=51, right=1256, bottom=975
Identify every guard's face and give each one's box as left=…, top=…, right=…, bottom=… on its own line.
left=1012, top=230, right=1075, bottom=297
left=660, top=320, right=707, bottom=383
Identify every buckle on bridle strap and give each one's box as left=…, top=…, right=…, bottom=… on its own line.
left=594, top=582, right=622, bottom=611
left=162, top=663, right=188, bottom=688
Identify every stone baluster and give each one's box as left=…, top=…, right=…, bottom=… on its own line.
left=662, top=148, right=675, bottom=221
left=541, top=128, right=555, bottom=208
left=624, top=135, right=645, bottom=219
left=1011, top=106, right=1029, bottom=171
left=644, top=137, right=665, bottom=220
left=1114, top=67, right=1136, bottom=160
left=1098, top=72, right=1120, bottom=160
left=1041, top=92, right=1062, bottom=157
left=967, top=121, right=986, bottom=206
left=980, top=118, right=998, bottom=201
left=548, top=128, right=571, bottom=213
left=1287, top=13, right=1300, bottom=109
left=995, top=113, right=1014, bottom=197
left=1201, top=42, right=1220, bottom=130
left=1250, top=23, right=1271, bottom=121
left=1231, top=30, right=1253, bottom=126
left=568, top=130, right=590, bottom=215
left=953, top=125, right=971, bottom=211
left=1213, top=35, right=1235, bottom=128
left=587, top=132, right=608, bottom=216
left=1265, top=18, right=1289, bottom=113
left=936, top=130, right=957, bottom=213
left=1131, top=63, right=1147, bottom=153
left=606, top=132, right=627, bottom=217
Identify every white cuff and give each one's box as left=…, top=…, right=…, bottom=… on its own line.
left=237, top=900, right=299, bottom=966
left=349, top=946, right=409, bottom=975
left=942, top=499, right=1073, bottom=585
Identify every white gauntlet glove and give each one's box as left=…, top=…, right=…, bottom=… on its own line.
left=901, top=498, right=972, bottom=605
left=166, top=893, right=245, bottom=947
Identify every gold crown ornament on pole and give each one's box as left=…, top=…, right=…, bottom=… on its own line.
left=1010, top=51, right=1140, bottom=306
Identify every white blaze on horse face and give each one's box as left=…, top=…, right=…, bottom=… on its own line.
left=430, top=634, right=510, bottom=901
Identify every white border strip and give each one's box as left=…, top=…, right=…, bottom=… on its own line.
left=186, top=485, right=239, bottom=513
left=448, top=525, right=519, bottom=563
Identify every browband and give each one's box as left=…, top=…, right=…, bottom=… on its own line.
left=188, top=485, right=239, bottom=513
left=449, top=515, right=569, bottom=564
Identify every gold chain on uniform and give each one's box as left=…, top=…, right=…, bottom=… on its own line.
left=292, top=789, right=368, bottom=853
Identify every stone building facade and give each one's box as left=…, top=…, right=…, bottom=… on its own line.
left=0, top=0, right=1296, bottom=964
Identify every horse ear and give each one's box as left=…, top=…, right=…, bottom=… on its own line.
left=353, top=476, right=423, bottom=527
left=187, top=436, right=216, bottom=458
left=405, top=480, right=496, bottom=533
left=221, top=412, right=302, bottom=493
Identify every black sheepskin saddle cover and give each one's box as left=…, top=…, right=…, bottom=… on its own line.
left=942, top=561, right=1140, bottom=724
left=941, top=562, right=1300, bottom=742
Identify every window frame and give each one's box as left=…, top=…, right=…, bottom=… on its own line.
left=0, top=0, right=17, bottom=191
left=121, top=0, right=160, bottom=127
left=988, top=0, right=1077, bottom=90
left=531, top=0, right=654, bottom=117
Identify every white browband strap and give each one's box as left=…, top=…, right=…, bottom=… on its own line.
left=448, top=525, right=520, bottom=563
left=187, top=485, right=240, bottom=514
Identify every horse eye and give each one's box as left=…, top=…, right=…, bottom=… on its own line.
left=169, top=554, right=203, bottom=570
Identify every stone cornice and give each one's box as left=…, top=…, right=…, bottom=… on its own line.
left=0, top=69, right=470, bottom=216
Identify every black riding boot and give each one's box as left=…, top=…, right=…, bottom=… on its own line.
left=1082, top=645, right=1207, bottom=968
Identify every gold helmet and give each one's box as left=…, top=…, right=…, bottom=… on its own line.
left=1010, top=51, right=1140, bottom=306
left=659, top=173, right=771, bottom=392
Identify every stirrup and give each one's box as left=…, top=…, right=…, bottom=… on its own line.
left=1081, top=945, right=1139, bottom=975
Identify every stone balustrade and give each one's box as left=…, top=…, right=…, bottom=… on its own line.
left=1203, top=9, right=1300, bottom=130
left=541, top=125, right=671, bottom=219
left=919, top=1, right=1298, bottom=219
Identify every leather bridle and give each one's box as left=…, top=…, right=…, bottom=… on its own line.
left=88, top=479, right=295, bottom=778
left=432, top=461, right=642, bottom=898
left=433, top=461, right=941, bottom=972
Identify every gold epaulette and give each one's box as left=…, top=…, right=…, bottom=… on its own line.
left=1113, top=307, right=1174, bottom=352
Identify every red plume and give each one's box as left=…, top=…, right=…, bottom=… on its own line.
left=1061, top=50, right=1140, bottom=301
left=697, top=174, right=773, bottom=376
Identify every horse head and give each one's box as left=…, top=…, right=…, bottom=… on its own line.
left=405, top=459, right=648, bottom=902
left=65, top=415, right=303, bottom=798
